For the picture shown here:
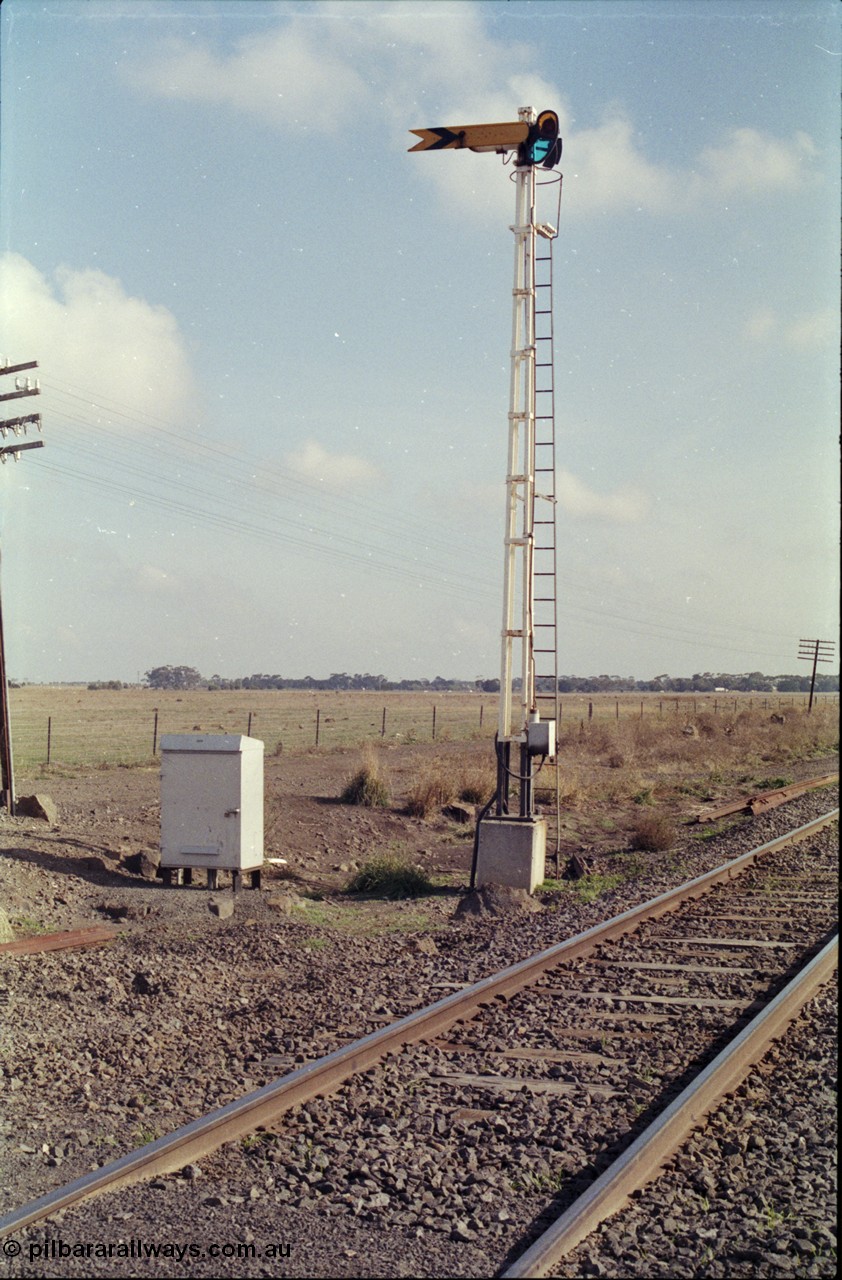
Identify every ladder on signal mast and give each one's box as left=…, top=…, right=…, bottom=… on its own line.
left=531, top=229, right=559, bottom=723
left=531, top=221, right=561, bottom=867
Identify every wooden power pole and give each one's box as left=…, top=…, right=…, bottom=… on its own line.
left=0, top=356, right=44, bottom=812
left=797, top=637, right=835, bottom=712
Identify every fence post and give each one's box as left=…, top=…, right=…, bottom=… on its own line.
left=381, top=706, right=387, bottom=738
left=46, top=716, right=52, bottom=765
left=615, top=700, right=619, bottom=721
left=247, top=711, right=253, bottom=736
left=315, top=708, right=321, bottom=746
left=152, top=709, right=159, bottom=756
left=479, top=703, right=484, bottom=729
left=588, top=701, right=593, bottom=721
left=640, top=700, right=644, bottom=719
left=432, top=705, right=437, bottom=740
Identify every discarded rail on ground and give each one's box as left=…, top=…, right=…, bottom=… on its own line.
left=0, top=925, right=117, bottom=958
left=695, top=772, right=837, bottom=822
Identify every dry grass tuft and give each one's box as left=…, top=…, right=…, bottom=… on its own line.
left=629, top=811, right=676, bottom=852
left=456, top=763, right=496, bottom=805
left=404, top=765, right=456, bottom=818
left=339, top=749, right=390, bottom=807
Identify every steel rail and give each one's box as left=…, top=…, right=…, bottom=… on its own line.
left=697, top=772, right=838, bottom=822
left=1, top=807, right=837, bottom=1241
left=0, top=925, right=117, bottom=957
left=502, top=930, right=839, bottom=1278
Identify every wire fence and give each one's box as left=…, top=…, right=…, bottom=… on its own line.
left=8, top=687, right=835, bottom=772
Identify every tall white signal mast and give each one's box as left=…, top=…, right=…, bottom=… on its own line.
left=410, top=107, right=563, bottom=889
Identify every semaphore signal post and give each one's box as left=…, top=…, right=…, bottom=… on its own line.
left=0, top=356, right=45, bottom=813
left=410, top=107, right=563, bottom=891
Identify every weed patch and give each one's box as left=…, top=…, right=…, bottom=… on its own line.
left=574, top=872, right=623, bottom=902
left=12, top=915, right=46, bottom=937
left=540, top=873, right=623, bottom=903
left=344, top=855, right=434, bottom=899
left=301, top=936, right=331, bottom=951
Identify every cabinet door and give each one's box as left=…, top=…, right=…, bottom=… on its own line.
left=161, top=751, right=242, bottom=865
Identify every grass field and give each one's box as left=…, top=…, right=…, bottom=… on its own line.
left=8, top=684, right=836, bottom=770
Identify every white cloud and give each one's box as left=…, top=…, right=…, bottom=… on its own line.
left=284, top=439, right=379, bottom=493
left=696, top=128, right=816, bottom=195
left=0, top=253, right=197, bottom=425
left=744, top=308, right=778, bottom=342
left=131, top=22, right=369, bottom=131
left=557, top=470, right=648, bottom=523
left=783, top=308, right=839, bottom=350
left=129, top=6, right=818, bottom=223
left=562, top=118, right=816, bottom=217
left=134, top=564, right=180, bottom=593
left=744, top=305, right=838, bottom=350
left=563, top=116, right=677, bottom=216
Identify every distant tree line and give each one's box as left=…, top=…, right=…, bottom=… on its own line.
left=141, top=665, right=838, bottom=694
left=142, top=666, right=498, bottom=693
left=550, top=671, right=839, bottom=694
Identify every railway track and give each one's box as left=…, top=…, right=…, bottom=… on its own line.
left=1, top=806, right=837, bottom=1277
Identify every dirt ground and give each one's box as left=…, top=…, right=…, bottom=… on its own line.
left=2, top=735, right=837, bottom=931
left=8, top=741, right=485, bottom=900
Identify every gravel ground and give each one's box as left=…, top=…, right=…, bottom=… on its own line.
left=0, top=777, right=837, bottom=1278
left=552, top=984, right=838, bottom=1279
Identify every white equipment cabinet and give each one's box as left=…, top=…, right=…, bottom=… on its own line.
left=160, top=734, right=264, bottom=889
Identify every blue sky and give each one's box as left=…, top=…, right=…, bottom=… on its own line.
left=1, top=0, right=838, bottom=683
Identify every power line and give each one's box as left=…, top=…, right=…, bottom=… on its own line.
left=23, top=375, right=831, bottom=672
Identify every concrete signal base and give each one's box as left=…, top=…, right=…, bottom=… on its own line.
left=475, top=817, right=547, bottom=893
